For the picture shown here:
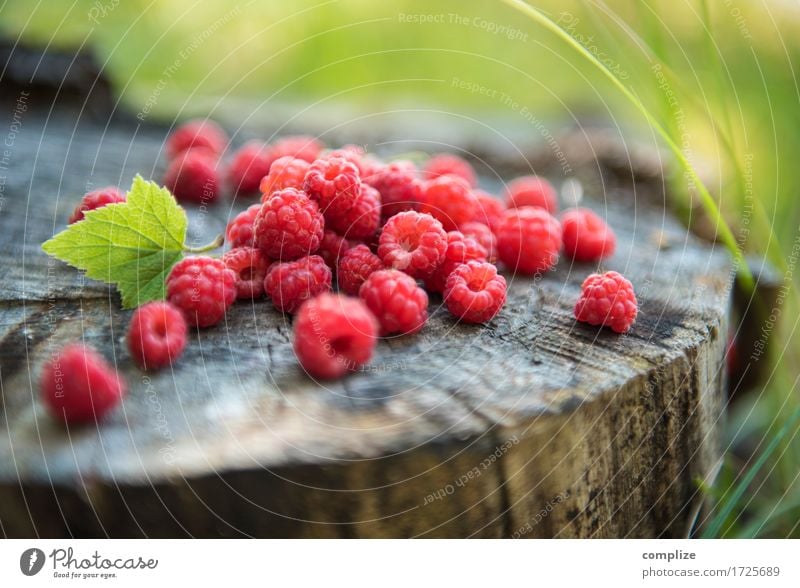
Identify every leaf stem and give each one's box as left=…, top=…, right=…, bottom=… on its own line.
left=183, top=233, right=224, bottom=253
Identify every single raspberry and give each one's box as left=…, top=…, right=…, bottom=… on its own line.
left=254, top=188, right=324, bottom=261
left=366, top=160, right=422, bottom=219
left=506, top=175, right=558, bottom=213
left=225, top=204, right=261, bottom=248
left=471, top=189, right=505, bottom=231
left=459, top=221, right=497, bottom=263
left=226, top=141, right=273, bottom=195
left=560, top=207, right=617, bottom=262
left=326, top=183, right=381, bottom=240
left=269, top=135, right=324, bottom=163
left=264, top=254, right=332, bottom=313
left=423, top=153, right=477, bottom=187
left=444, top=261, right=507, bottom=324
left=259, top=155, right=310, bottom=198
left=337, top=244, right=384, bottom=295
left=223, top=247, right=270, bottom=299
left=163, top=150, right=221, bottom=205
left=574, top=271, right=638, bottom=333
left=68, top=186, right=126, bottom=224
left=317, top=230, right=354, bottom=269
left=127, top=302, right=188, bottom=370
left=377, top=211, right=447, bottom=278
left=166, top=256, right=237, bottom=328
left=419, top=175, right=478, bottom=231
left=496, top=207, right=562, bottom=275
left=423, top=231, right=488, bottom=293
left=293, top=293, right=378, bottom=379
left=41, top=344, right=126, bottom=423
left=303, top=156, right=362, bottom=217
left=324, top=145, right=381, bottom=178
left=359, top=269, right=429, bottom=336
left=166, top=119, right=227, bottom=160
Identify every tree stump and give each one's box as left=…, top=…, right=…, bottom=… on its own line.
left=0, top=110, right=732, bottom=538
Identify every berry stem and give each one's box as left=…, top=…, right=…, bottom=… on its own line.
left=183, top=233, right=224, bottom=253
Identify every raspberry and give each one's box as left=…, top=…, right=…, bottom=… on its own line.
left=41, top=344, right=126, bottom=423
left=574, top=271, right=638, bottom=333
left=317, top=230, right=354, bottom=269
left=226, top=141, right=273, bottom=195
left=326, top=183, right=381, bottom=240
left=423, top=231, right=487, bottom=293
left=324, top=145, right=381, bottom=178
left=303, top=156, right=362, bottom=217
left=166, top=256, right=237, bottom=327
left=423, top=153, right=477, bottom=187
left=68, top=186, right=126, bottom=224
left=366, top=160, right=422, bottom=219
left=270, top=135, right=324, bottom=163
left=496, top=207, right=562, bottom=275
left=264, top=254, right=332, bottom=313
left=377, top=211, right=447, bottom=278
left=259, top=155, right=310, bottom=198
left=225, top=204, right=260, bottom=248
left=444, top=261, right=507, bottom=324
left=560, top=207, right=617, bottom=262
left=127, top=302, right=188, bottom=370
left=223, top=247, right=270, bottom=299
left=337, top=244, right=384, bottom=295
left=506, top=175, right=558, bottom=213
left=163, top=150, right=220, bottom=205
left=359, top=269, right=429, bottom=336
left=166, top=119, right=227, bottom=160
left=419, top=175, right=478, bottom=231
left=293, top=293, right=378, bottom=379
left=459, top=221, right=497, bottom=263
left=254, top=188, right=324, bottom=261
left=471, top=189, right=505, bottom=231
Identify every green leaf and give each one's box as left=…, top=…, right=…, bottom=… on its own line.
left=42, top=175, right=188, bottom=309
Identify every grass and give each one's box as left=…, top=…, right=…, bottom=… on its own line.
left=1, top=0, right=799, bottom=537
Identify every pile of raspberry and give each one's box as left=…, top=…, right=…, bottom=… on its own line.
left=48, top=119, right=638, bottom=424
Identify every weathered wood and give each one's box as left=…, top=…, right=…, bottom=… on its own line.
left=0, top=108, right=732, bottom=538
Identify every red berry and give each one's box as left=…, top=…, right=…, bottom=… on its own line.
left=423, top=153, right=477, bottom=187
left=324, top=145, right=381, bottom=178
left=366, top=160, right=422, bottom=219
left=359, top=269, right=429, bottom=336
left=41, top=344, right=126, bottom=423
left=338, top=244, right=384, bottom=295
left=270, top=135, right=324, bottom=163
left=496, top=208, right=562, bottom=275
left=166, top=119, right=227, bottom=160
left=560, top=207, right=617, bottom=262
left=303, top=156, right=362, bottom=218
left=293, top=293, right=378, bottom=379
left=574, top=271, right=637, bottom=333
left=166, top=256, right=237, bottom=328
left=444, top=261, right=507, bottom=324
left=326, top=183, right=381, bottom=240
left=68, top=186, right=126, bottom=224
left=259, top=155, right=310, bottom=198
left=254, top=188, right=324, bottom=261
left=264, top=254, right=332, bottom=313
left=459, top=221, right=497, bottom=263
left=419, top=175, right=477, bottom=231
left=127, top=302, right=188, bottom=370
left=163, top=150, right=220, bottom=205
left=424, top=231, right=487, bottom=293
left=471, top=189, right=505, bottom=231
left=317, top=230, right=354, bottom=269
left=225, top=204, right=260, bottom=248
left=377, top=211, right=447, bottom=278
left=506, top=175, right=558, bottom=213
left=226, top=141, right=273, bottom=195
left=223, top=247, right=270, bottom=299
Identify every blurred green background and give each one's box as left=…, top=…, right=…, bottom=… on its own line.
left=2, top=0, right=799, bottom=537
